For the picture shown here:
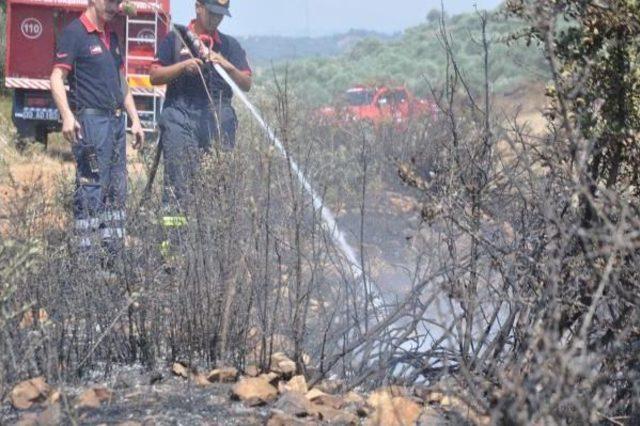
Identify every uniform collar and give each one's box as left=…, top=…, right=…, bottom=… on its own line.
left=80, top=12, right=110, bottom=33
left=188, top=20, right=221, bottom=45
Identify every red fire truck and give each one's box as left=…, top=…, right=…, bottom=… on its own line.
left=4, top=0, right=170, bottom=147
left=318, top=85, right=437, bottom=128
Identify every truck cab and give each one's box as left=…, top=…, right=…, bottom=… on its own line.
left=4, top=0, right=170, bottom=148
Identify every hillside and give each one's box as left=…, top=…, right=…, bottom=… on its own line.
left=238, top=29, right=398, bottom=67
left=260, top=9, right=548, bottom=105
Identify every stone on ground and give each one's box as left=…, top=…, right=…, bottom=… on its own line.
left=270, top=352, right=297, bottom=376
left=365, top=392, right=422, bottom=426
left=245, top=364, right=260, bottom=377
left=311, top=403, right=359, bottom=425
left=278, top=375, right=308, bottom=394
left=170, top=362, right=190, bottom=379
left=9, top=377, right=51, bottom=410
left=267, top=409, right=314, bottom=426
left=231, top=377, right=278, bottom=406
left=76, top=387, right=113, bottom=409
left=207, top=367, right=238, bottom=383
left=305, top=388, right=327, bottom=401
left=310, top=392, right=344, bottom=409
left=273, top=391, right=314, bottom=417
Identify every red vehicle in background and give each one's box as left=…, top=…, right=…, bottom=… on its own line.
left=318, top=85, right=437, bottom=127
left=4, top=0, right=170, bottom=147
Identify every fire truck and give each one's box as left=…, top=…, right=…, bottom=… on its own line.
left=318, top=85, right=437, bottom=127
left=3, top=0, right=170, bottom=147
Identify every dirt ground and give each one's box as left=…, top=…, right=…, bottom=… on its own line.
left=0, top=125, right=148, bottom=236
left=0, top=365, right=268, bottom=425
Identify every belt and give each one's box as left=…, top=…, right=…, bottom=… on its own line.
left=77, top=107, right=124, bottom=117
left=168, top=97, right=232, bottom=109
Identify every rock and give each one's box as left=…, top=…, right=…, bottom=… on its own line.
left=76, top=387, right=113, bottom=409
left=368, top=386, right=409, bottom=402
left=245, top=365, right=260, bottom=377
left=267, top=409, right=313, bottom=426
left=312, top=404, right=358, bottom=425
left=207, top=367, right=238, bottom=383
left=421, top=391, right=445, bottom=404
left=365, top=394, right=422, bottom=426
left=274, top=391, right=314, bottom=417
left=270, top=352, right=296, bottom=376
left=260, top=372, right=280, bottom=385
left=315, top=378, right=343, bottom=394
left=305, top=388, right=327, bottom=401
left=413, top=386, right=434, bottom=402
left=47, top=390, right=61, bottom=405
left=430, top=393, right=490, bottom=425
left=278, top=375, right=308, bottom=394
left=343, top=391, right=367, bottom=417
left=344, top=391, right=365, bottom=405
left=366, top=388, right=391, bottom=408
left=310, top=393, right=344, bottom=410
left=231, top=377, right=278, bottom=406
left=170, top=362, right=190, bottom=379
left=76, top=390, right=100, bottom=409
left=194, top=373, right=211, bottom=387
left=9, top=377, right=51, bottom=410
left=418, top=407, right=448, bottom=425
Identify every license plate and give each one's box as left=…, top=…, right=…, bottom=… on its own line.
left=19, top=108, right=60, bottom=121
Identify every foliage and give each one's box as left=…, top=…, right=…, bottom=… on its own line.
left=260, top=8, right=548, bottom=106
left=509, top=0, right=640, bottom=193
left=391, top=3, right=640, bottom=422
left=239, top=29, right=398, bottom=68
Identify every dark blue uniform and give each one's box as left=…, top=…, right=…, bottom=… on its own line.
left=54, top=14, right=127, bottom=257
left=153, top=22, right=251, bottom=238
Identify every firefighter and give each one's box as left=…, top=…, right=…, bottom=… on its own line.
left=149, top=0, right=252, bottom=257
left=50, top=0, right=144, bottom=266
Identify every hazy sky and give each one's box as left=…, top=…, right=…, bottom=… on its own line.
left=173, top=1, right=504, bottom=37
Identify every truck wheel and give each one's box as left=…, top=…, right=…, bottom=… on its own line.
left=35, top=126, right=49, bottom=148
left=13, top=119, right=36, bottom=153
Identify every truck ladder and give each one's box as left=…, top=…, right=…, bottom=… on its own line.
left=124, top=1, right=163, bottom=134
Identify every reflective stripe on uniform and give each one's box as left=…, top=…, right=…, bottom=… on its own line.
left=75, top=218, right=101, bottom=230
left=78, top=237, right=92, bottom=248
left=102, top=210, right=126, bottom=222
left=160, top=240, right=171, bottom=257
left=101, top=228, right=125, bottom=239
left=162, top=216, right=187, bottom=228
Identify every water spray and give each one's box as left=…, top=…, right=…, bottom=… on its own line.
left=174, top=26, right=367, bottom=277
left=142, top=7, right=387, bottom=312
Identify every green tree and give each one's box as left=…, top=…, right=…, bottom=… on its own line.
left=508, top=0, right=640, bottom=213
left=426, top=8, right=443, bottom=24
left=505, top=0, right=640, bottom=419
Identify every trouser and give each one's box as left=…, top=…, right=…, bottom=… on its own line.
left=158, top=102, right=237, bottom=256
left=72, top=109, right=127, bottom=260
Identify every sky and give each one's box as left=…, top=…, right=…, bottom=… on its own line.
left=173, top=0, right=504, bottom=37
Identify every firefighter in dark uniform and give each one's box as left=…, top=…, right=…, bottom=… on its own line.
left=149, top=0, right=252, bottom=255
left=50, top=0, right=144, bottom=264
